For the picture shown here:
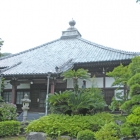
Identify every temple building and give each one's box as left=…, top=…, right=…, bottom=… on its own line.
left=0, top=20, right=139, bottom=112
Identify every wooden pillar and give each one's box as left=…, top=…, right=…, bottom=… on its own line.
left=102, top=67, right=106, bottom=93
left=11, top=85, right=16, bottom=104
left=10, top=79, right=20, bottom=104
left=50, top=80, right=55, bottom=94
left=103, top=75, right=105, bottom=89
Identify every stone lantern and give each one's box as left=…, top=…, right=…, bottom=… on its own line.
left=21, top=94, right=31, bottom=123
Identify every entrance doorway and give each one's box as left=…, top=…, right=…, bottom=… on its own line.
left=30, top=90, right=46, bottom=112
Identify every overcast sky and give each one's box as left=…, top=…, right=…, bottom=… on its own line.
left=0, top=0, right=140, bottom=54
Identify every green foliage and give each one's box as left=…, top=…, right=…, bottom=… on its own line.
left=129, top=84, right=140, bottom=96
left=1, top=78, right=5, bottom=93
left=26, top=112, right=114, bottom=138
left=109, top=97, right=123, bottom=112
left=106, top=64, right=130, bottom=113
left=120, top=94, right=140, bottom=113
left=56, top=137, right=69, bottom=140
left=0, top=103, right=17, bottom=121
left=113, top=114, right=126, bottom=123
left=48, top=90, right=72, bottom=114
left=0, top=120, right=21, bottom=137
left=126, top=107, right=140, bottom=125
left=128, top=73, right=140, bottom=97
left=77, top=129, right=95, bottom=140
left=48, top=87, right=106, bottom=115
left=0, top=96, right=4, bottom=102
left=107, top=56, right=140, bottom=114
left=106, top=63, right=130, bottom=87
left=128, top=73, right=140, bottom=86
left=94, top=122, right=120, bottom=140
left=129, top=56, right=140, bottom=76
left=82, top=88, right=106, bottom=114
left=61, top=68, right=91, bottom=93
left=120, top=107, right=140, bottom=138
left=67, top=92, right=94, bottom=115
left=61, top=68, right=91, bottom=81
left=0, top=38, right=4, bottom=57
left=120, top=123, right=133, bottom=137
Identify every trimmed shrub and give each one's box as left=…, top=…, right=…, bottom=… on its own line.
left=0, top=120, right=21, bottom=137
left=120, top=107, right=140, bottom=139
left=94, top=122, right=120, bottom=140
left=0, top=102, right=17, bottom=121
left=77, top=129, right=95, bottom=140
left=26, top=112, right=113, bottom=138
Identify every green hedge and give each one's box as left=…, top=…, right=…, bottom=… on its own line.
left=26, top=112, right=114, bottom=138
left=77, top=129, right=95, bottom=140
left=0, top=120, right=21, bottom=137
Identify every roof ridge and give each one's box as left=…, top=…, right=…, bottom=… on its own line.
left=0, top=39, right=60, bottom=60
left=78, top=38, right=140, bottom=55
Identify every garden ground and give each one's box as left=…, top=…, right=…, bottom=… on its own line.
left=0, top=135, right=25, bottom=140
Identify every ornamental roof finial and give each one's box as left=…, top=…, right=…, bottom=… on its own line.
left=69, top=18, right=76, bottom=27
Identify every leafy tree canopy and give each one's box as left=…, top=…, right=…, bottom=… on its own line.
left=106, top=63, right=130, bottom=87
left=61, top=68, right=91, bottom=93
left=0, top=38, right=4, bottom=57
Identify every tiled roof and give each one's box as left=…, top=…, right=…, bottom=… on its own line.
left=0, top=20, right=139, bottom=76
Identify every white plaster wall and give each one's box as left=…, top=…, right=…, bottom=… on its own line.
left=67, top=79, right=73, bottom=88
left=4, top=80, right=12, bottom=89
left=105, top=77, right=115, bottom=88
left=17, top=83, right=30, bottom=89
left=105, top=77, right=123, bottom=88
left=67, top=78, right=103, bottom=88
left=4, top=80, right=30, bottom=89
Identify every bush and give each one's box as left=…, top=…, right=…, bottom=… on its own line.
left=94, top=122, right=120, bottom=140
left=120, top=107, right=140, bottom=139
left=0, top=102, right=17, bottom=121
left=26, top=112, right=114, bottom=138
left=0, top=120, right=21, bottom=137
left=77, top=129, right=95, bottom=140
left=48, top=87, right=106, bottom=115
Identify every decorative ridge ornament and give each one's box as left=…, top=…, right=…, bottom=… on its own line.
left=69, top=19, right=76, bottom=27
left=61, top=19, right=81, bottom=39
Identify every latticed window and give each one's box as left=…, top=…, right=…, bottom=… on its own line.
left=16, top=91, right=30, bottom=104
left=3, top=91, right=12, bottom=103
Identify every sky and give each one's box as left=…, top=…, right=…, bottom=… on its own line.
left=0, top=0, right=140, bottom=54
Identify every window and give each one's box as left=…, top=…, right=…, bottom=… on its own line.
left=114, top=90, right=124, bottom=100
left=16, top=91, right=30, bottom=104
left=3, top=91, right=12, bottom=103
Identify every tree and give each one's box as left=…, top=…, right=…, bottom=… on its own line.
left=49, top=69, right=106, bottom=115
left=106, top=63, right=130, bottom=88
left=120, top=56, right=140, bottom=113
left=106, top=64, right=130, bottom=112
left=0, top=38, right=4, bottom=57
left=61, top=68, right=91, bottom=94
left=107, top=56, right=140, bottom=113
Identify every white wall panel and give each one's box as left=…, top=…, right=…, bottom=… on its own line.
left=67, top=78, right=103, bottom=88
left=67, top=79, right=73, bottom=88
left=105, top=77, right=115, bottom=87
left=17, top=83, right=30, bottom=89
left=105, top=77, right=123, bottom=88
left=4, top=80, right=12, bottom=89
